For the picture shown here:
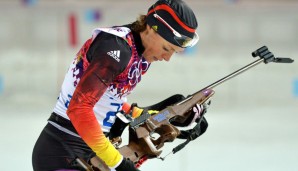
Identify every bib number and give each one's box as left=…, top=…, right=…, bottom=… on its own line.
left=103, top=102, right=122, bottom=127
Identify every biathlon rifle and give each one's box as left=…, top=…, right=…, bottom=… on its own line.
left=111, top=46, right=294, bottom=167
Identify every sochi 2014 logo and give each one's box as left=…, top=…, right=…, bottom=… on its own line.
left=128, top=58, right=150, bottom=87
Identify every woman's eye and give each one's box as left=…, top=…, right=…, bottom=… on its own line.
left=163, top=47, right=169, bottom=52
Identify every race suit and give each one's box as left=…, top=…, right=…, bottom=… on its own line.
left=32, top=26, right=150, bottom=171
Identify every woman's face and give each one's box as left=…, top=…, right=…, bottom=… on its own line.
left=141, top=25, right=184, bottom=63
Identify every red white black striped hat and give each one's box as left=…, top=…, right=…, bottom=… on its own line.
left=146, top=0, right=199, bottom=48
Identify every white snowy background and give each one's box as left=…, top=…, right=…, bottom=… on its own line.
left=0, top=0, right=297, bottom=171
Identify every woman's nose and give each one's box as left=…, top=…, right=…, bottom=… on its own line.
left=162, top=52, right=173, bottom=61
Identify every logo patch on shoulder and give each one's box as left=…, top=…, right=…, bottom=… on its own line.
left=107, top=50, right=120, bottom=62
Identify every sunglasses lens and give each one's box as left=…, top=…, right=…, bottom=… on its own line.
left=174, top=32, right=199, bottom=48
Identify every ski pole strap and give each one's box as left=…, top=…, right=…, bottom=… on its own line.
left=172, top=139, right=190, bottom=154
left=188, top=122, right=203, bottom=141
left=171, top=119, right=202, bottom=154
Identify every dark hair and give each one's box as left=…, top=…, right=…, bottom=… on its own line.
left=130, top=15, right=147, bottom=33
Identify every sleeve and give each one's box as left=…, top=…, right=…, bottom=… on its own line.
left=67, top=32, right=131, bottom=168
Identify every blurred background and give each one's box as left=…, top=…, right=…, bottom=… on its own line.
left=0, top=0, right=297, bottom=170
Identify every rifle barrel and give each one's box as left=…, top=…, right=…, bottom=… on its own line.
left=194, top=58, right=264, bottom=95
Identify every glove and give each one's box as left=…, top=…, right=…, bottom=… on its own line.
left=189, top=99, right=211, bottom=126
left=115, top=158, right=140, bottom=171
left=108, top=99, right=167, bottom=140
left=188, top=103, right=206, bottom=126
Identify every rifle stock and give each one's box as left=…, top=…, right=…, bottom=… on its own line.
left=118, top=89, right=215, bottom=163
